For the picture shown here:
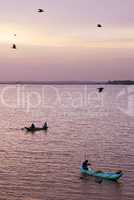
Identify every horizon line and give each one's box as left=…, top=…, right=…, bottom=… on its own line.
left=0, top=80, right=134, bottom=85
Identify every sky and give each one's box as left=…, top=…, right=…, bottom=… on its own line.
left=0, top=0, right=134, bottom=81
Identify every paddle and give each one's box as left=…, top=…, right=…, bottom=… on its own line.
left=21, top=127, right=28, bottom=130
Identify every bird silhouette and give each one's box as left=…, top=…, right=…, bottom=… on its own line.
left=38, top=9, right=44, bottom=13
left=97, top=24, right=102, bottom=28
left=97, top=87, right=104, bottom=93
left=12, top=44, right=17, bottom=49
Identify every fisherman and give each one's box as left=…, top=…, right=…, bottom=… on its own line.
left=43, top=122, right=48, bottom=129
left=30, top=123, right=35, bottom=129
left=82, top=160, right=91, bottom=170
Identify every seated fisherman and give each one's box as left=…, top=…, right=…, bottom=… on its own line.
left=30, top=123, right=35, bottom=129
left=82, top=160, right=91, bottom=170
left=43, top=122, right=48, bottom=129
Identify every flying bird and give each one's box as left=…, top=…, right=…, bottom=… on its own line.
left=12, top=44, right=17, bottom=49
left=38, top=9, right=44, bottom=13
left=97, top=24, right=102, bottom=28
left=97, top=87, right=104, bottom=93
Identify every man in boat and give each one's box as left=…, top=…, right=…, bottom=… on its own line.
left=82, top=160, right=91, bottom=170
left=43, top=122, right=48, bottom=129
left=30, top=123, right=35, bottom=129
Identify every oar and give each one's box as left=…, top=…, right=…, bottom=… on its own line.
left=21, top=127, right=29, bottom=131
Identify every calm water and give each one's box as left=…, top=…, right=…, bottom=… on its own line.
left=0, top=84, right=134, bottom=200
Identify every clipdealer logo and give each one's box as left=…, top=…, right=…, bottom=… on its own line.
left=0, top=85, right=59, bottom=112
left=116, top=85, right=134, bottom=117
left=0, top=85, right=105, bottom=114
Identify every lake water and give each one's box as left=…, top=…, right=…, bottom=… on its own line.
left=0, top=84, right=134, bottom=200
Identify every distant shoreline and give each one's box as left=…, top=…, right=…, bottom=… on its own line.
left=0, top=81, right=134, bottom=85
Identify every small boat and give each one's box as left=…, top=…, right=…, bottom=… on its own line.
left=24, top=126, right=48, bottom=132
left=80, top=166, right=123, bottom=181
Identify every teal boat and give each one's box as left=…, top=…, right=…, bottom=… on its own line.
left=80, top=166, right=123, bottom=181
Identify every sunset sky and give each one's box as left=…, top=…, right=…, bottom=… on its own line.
left=0, top=0, right=134, bottom=81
